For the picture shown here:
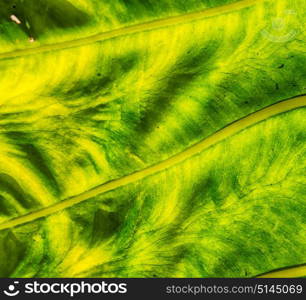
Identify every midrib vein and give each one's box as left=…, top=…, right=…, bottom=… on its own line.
left=0, top=0, right=263, bottom=60
left=0, top=95, right=305, bottom=231
left=256, top=264, right=306, bottom=278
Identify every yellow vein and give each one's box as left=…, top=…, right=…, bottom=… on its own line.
left=0, top=0, right=263, bottom=60
left=0, top=95, right=305, bottom=231
left=256, top=264, right=306, bottom=278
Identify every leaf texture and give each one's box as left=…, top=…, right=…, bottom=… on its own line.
left=0, top=0, right=305, bottom=277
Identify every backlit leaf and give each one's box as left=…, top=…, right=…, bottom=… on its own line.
left=0, top=0, right=305, bottom=277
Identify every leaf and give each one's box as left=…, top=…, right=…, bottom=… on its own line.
left=0, top=0, right=305, bottom=277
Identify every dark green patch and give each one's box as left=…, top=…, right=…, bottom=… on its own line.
left=91, top=209, right=122, bottom=244
left=51, top=53, right=139, bottom=104
left=137, top=44, right=219, bottom=134
left=0, top=231, right=26, bottom=277
left=0, top=173, right=39, bottom=210
left=5, top=131, right=60, bottom=196
left=18, top=143, right=60, bottom=196
left=0, top=195, right=11, bottom=216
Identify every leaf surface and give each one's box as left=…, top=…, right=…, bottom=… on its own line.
left=0, top=0, right=305, bottom=277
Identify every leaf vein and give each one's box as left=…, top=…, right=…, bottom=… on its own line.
left=0, top=94, right=305, bottom=231
left=0, top=0, right=263, bottom=60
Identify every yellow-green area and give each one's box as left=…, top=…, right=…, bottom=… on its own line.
left=0, top=0, right=305, bottom=278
